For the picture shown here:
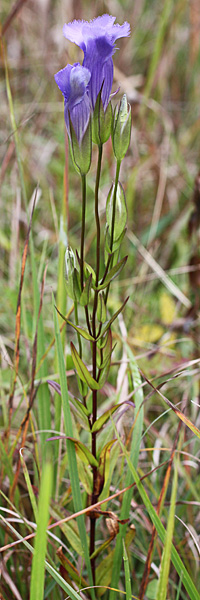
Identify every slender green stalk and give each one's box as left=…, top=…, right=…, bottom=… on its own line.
left=54, top=188, right=67, bottom=495
left=53, top=299, right=95, bottom=597
left=80, top=174, right=93, bottom=338
left=109, top=347, right=144, bottom=600
left=103, top=159, right=121, bottom=304
left=94, top=144, right=103, bottom=288
left=80, top=175, right=87, bottom=291
left=74, top=300, right=82, bottom=358
left=90, top=144, right=103, bottom=583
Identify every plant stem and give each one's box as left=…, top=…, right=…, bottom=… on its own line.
left=80, top=174, right=86, bottom=292
left=90, top=144, right=103, bottom=583
left=74, top=300, right=82, bottom=358
left=102, top=159, right=121, bottom=292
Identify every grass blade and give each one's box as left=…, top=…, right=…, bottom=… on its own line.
left=4, top=45, right=51, bottom=450
left=143, top=0, right=174, bottom=102
left=116, top=429, right=200, bottom=600
left=0, top=514, right=86, bottom=600
left=123, top=540, right=132, bottom=600
left=110, top=347, right=144, bottom=599
left=30, top=458, right=53, bottom=600
left=53, top=297, right=95, bottom=598
left=156, top=456, right=178, bottom=600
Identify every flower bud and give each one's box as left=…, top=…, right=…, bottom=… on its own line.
left=69, top=117, right=92, bottom=176
left=64, top=247, right=81, bottom=301
left=112, top=94, right=131, bottom=160
left=92, top=91, right=112, bottom=145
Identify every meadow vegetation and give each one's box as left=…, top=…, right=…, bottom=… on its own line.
left=0, top=1, right=200, bottom=599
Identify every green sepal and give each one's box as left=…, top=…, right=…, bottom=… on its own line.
left=66, top=437, right=99, bottom=467
left=79, top=273, right=92, bottom=306
left=69, top=116, right=92, bottom=176
left=97, top=291, right=107, bottom=323
left=112, top=94, right=131, bottom=160
left=55, top=307, right=94, bottom=341
left=71, top=342, right=100, bottom=390
left=97, top=296, right=129, bottom=340
left=92, top=90, right=112, bottom=145
left=106, top=181, right=127, bottom=242
left=96, top=256, right=128, bottom=291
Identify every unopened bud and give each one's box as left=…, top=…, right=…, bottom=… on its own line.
left=69, top=116, right=92, bottom=175
left=112, top=94, right=131, bottom=160
left=64, top=247, right=81, bottom=301
left=92, top=91, right=112, bottom=145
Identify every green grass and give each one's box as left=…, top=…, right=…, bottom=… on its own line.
left=0, top=0, right=200, bottom=599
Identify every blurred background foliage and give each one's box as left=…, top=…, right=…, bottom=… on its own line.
left=0, top=0, right=200, bottom=598
left=1, top=0, right=200, bottom=369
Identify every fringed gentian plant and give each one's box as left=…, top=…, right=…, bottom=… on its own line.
left=54, top=14, right=131, bottom=585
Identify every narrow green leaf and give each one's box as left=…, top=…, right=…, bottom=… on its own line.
left=66, top=438, right=99, bottom=467
left=79, top=273, right=92, bottom=306
left=156, top=457, right=179, bottom=600
left=57, top=548, right=89, bottom=590
left=30, top=459, right=53, bottom=600
left=96, top=256, right=127, bottom=291
left=98, top=440, right=117, bottom=482
left=97, top=291, right=107, bottom=324
left=71, top=342, right=100, bottom=390
left=53, top=299, right=94, bottom=596
left=109, top=346, right=144, bottom=599
left=115, top=430, right=200, bottom=600
left=71, top=396, right=90, bottom=418
left=92, top=405, right=120, bottom=433
left=77, top=457, right=93, bottom=495
left=83, top=261, right=96, bottom=284
left=98, top=439, right=117, bottom=460
left=97, top=329, right=113, bottom=388
left=123, top=539, right=132, bottom=600
left=50, top=507, right=84, bottom=556
left=98, top=297, right=129, bottom=340
left=0, top=516, right=87, bottom=600
left=55, top=306, right=94, bottom=341
left=20, top=449, right=38, bottom=521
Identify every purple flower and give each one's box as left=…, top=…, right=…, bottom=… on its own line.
left=63, top=15, right=130, bottom=110
left=54, top=62, right=91, bottom=143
